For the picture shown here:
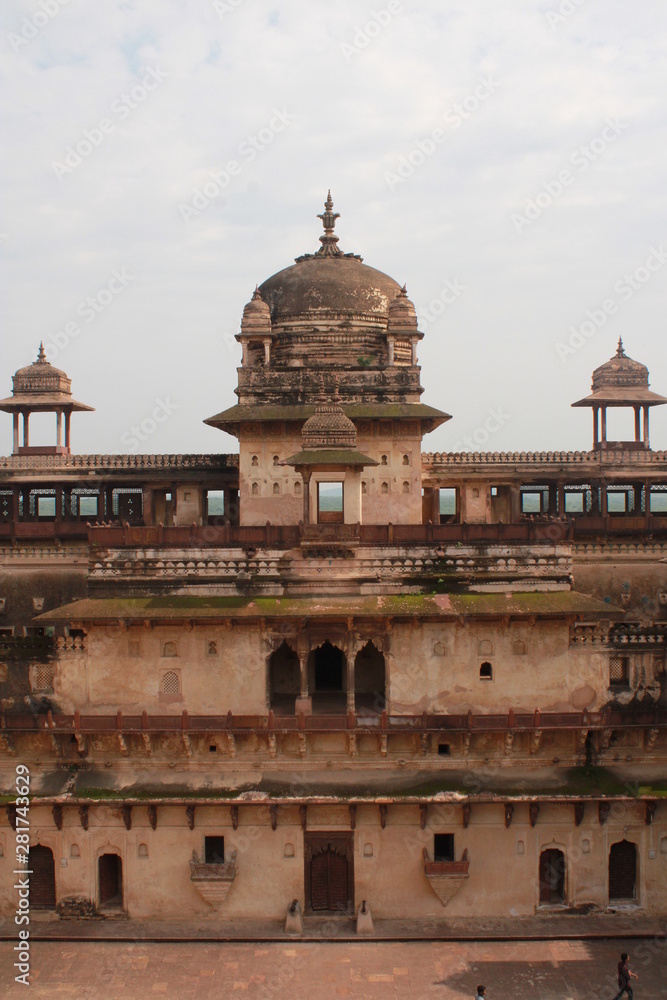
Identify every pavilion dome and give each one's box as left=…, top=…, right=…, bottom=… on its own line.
left=240, top=286, right=272, bottom=336
left=257, top=193, right=402, bottom=327
left=301, top=396, right=358, bottom=450
left=12, top=344, right=72, bottom=396
left=591, top=339, right=649, bottom=391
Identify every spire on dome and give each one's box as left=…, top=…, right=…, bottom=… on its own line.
left=294, top=193, right=363, bottom=263
left=37, top=342, right=47, bottom=362
left=616, top=337, right=626, bottom=358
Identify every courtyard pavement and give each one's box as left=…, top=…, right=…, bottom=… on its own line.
left=1, top=939, right=666, bottom=999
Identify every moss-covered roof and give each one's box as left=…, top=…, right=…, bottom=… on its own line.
left=37, top=591, right=618, bottom=623
left=283, top=448, right=378, bottom=467
left=204, top=402, right=450, bottom=435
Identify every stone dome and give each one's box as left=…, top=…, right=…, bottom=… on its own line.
left=257, top=193, right=402, bottom=326
left=302, top=397, right=358, bottom=450
left=387, top=285, right=418, bottom=332
left=12, top=344, right=72, bottom=395
left=240, top=286, right=272, bottom=335
left=592, top=339, right=649, bottom=391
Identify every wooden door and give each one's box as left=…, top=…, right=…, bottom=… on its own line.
left=29, top=845, right=55, bottom=908
left=305, top=834, right=353, bottom=913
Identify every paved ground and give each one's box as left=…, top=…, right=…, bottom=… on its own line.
left=2, top=939, right=666, bottom=999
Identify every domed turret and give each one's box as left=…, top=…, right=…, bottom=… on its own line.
left=572, top=338, right=666, bottom=451
left=0, top=344, right=94, bottom=455
left=302, top=396, right=358, bottom=451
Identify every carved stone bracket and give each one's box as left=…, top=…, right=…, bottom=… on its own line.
left=52, top=804, right=63, bottom=830
left=78, top=805, right=89, bottom=831
left=529, top=802, right=540, bottom=828
left=462, top=803, right=471, bottom=829
left=299, top=805, right=307, bottom=832
left=231, top=805, right=239, bottom=831
left=574, top=802, right=585, bottom=827
left=379, top=804, right=387, bottom=829
left=504, top=803, right=514, bottom=829
left=349, top=804, right=356, bottom=830
left=121, top=805, right=132, bottom=831
left=186, top=805, right=195, bottom=831
left=147, top=805, right=157, bottom=831
left=598, top=802, right=610, bottom=826
left=645, top=801, right=657, bottom=826
left=270, top=805, right=277, bottom=831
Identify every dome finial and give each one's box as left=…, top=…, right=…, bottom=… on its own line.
left=616, top=336, right=626, bottom=358
left=37, top=342, right=46, bottom=363
left=316, top=191, right=341, bottom=257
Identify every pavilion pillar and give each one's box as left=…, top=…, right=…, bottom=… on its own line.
left=557, top=481, right=565, bottom=518
left=643, top=406, right=650, bottom=449
left=600, top=481, right=607, bottom=518
left=634, top=406, right=641, bottom=444
left=295, top=636, right=311, bottom=716
left=600, top=408, right=607, bottom=449
left=22, top=412, right=29, bottom=448
left=592, top=406, right=599, bottom=448
left=56, top=410, right=63, bottom=448
left=65, top=411, right=71, bottom=451
left=302, top=471, right=311, bottom=526
left=12, top=414, right=19, bottom=454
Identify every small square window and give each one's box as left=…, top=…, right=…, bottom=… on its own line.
left=204, top=836, right=225, bottom=864
left=434, top=834, right=454, bottom=862
left=479, top=662, right=493, bottom=680
left=438, top=743, right=451, bottom=756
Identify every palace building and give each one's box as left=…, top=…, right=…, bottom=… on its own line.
left=0, top=195, right=666, bottom=926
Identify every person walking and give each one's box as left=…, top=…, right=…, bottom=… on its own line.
left=613, top=953, right=638, bottom=999
left=475, top=988, right=486, bottom=999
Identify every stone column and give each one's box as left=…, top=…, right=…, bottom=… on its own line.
left=56, top=410, right=63, bottom=448
left=22, top=412, right=29, bottom=448
left=302, top=471, right=311, bottom=525
left=295, top=635, right=312, bottom=716
left=12, top=414, right=19, bottom=454
left=643, top=405, right=650, bottom=448
left=346, top=632, right=357, bottom=715
left=64, top=411, right=71, bottom=451
left=593, top=406, right=599, bottom=448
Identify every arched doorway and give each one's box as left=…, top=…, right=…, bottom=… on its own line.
left=29, top=845, right=56, bottom=908
left=308, top=641, right=346, bottom=712
left=98, top=853, right=123, bottom=908
left=539, top=848, right=566, bottom=905
left=305, top=833, right=354, bottom=914
left=354, top=641, right=386, bottom=714
left=609, top=840, right=637, bottom=901
left=268, top=641, right=300, bottom=713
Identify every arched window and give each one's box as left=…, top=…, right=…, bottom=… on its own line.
left=380, top=455, right=388, bottom=465
left=294, top=481, right=302, bottom=495
left=479, top=662, right=493, bottom=680
left=251, top=482, right=259, bottom=496
left=161, top=671, right=180, bottom=695
left=402, top=454, right=410, bottom=465
left=380, top=482, right=389, bottom=495
left=273, top=455, right=279, bottom=466
left=251, top=455, right=259, bottom=467
left=207, top=641, right=218, bottom=656
left=162, top=641, right=177, bottom=658
left=273, top=482, right=281, bottom=495
left=402, top=481, right=410, bottom=494
left=361, top=481, right=367, bottom=494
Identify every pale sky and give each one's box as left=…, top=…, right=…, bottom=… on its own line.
left=2, top=0, right=667, bottom=457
